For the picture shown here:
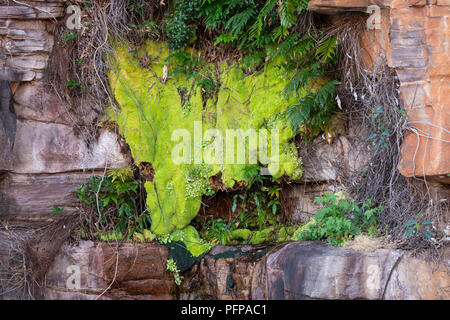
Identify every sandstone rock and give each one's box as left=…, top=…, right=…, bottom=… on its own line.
left=309, top=0, right=450, bottom=180
left=12, top=120, right=130, bottom=174
left=13, top=81, right=86, bottom=125
left=0, top=171, right=98, bottom=223
left=308, top=0, right=389, bottom=14
left=297, top=134, right=369, bottom=183
left=0, top=1, right=66, bottom=20
left=0, top=80, right=15, bottom=171
left=44, top=241, right=175, bottom=300
left=281, top=183, right=338, bottom=223
left=0, top=17, right=55, bottom=81
left=181, top=242, right=449, bottom=300
left=179, top=245, right=270, bottom=300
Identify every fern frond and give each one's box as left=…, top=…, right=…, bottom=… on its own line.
left=271, top=33, right=299, bottom=59
left=316, top=36, right=338, bottom=63
left=225, top=7, right=256, bottom=36
left=277, top=0, right=297, bottom=29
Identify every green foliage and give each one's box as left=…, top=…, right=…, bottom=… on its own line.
left=164, top=0, right=201, bottom=51
left=277, top=34, right=340, bottom=136
left=202, top=218, right=234, bottom=245
left=233, top=165, right=282, bottom=231
left=296, top=193, right=382, bottom=246
left=82, top=1, right=92, bottom=10
left=404, top=213, right=434, bottom=240
left=166, top=258, right=184, bottom=285
left=66, top=77, right=86, bottom=93
left=200, top=0, right=308, bottom=50
left=126, top=0, right=146, bottom=17
left=184, top=164, right=215, bottom=199
left=62, top=30, right=76, bottom=43
left=368, top=105, right=406, bottom=151
left=108, top=168, right=134, bottom=182
left=76, top=174, right=150, bottom=238
left=50, top=205, right=67, bottom=216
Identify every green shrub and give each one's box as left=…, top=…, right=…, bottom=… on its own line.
left=404, top=213, right=434, bottom=240
left=297, top=193, right=382, bottom=246
left=76, top=171, right=150, bottom=238
left=164, top=0, right=201, bottom=51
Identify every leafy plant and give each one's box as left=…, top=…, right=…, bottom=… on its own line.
left=184, top=164, right=215, bottom=199
left=126, top=0, right=146, bottom=18
left=50, top=205, right=67, bottom=216
left=200, top=0, right=308, bottom=50
left=164, top=0, right=201, bottom=51
left=404, top=213, right=434, bottom=240
left=167, top=258, right=184, bottom=285
left=202, top=218, right=234, bottom=245
left=66, top=77, right=86, bottom=93
left=76, top=172, right=149, bottom=239
left=62, top=30, right=77, bottom=43
left=278, top=34, right=340, bottom=137
left=297, top=193, right=382, bottom=246
left=367, top=105, right=405, bottom=151
left=233, top=165, right=281, bottom=231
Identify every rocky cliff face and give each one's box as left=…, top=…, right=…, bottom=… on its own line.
left=0, top=0, right=448, bottom=300
left=309, top=0, right=450, bottom=180
left=0, top=0, right=130, bottom=224
left=43, top=240, right=448, bottom=300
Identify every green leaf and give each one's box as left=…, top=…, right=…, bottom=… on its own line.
left=316, top=36, right=338, bottom=63
left=404, top=227, right=414, bottom=238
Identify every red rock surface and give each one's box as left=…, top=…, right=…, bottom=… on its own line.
left=180, top=242, right=449, bottom=300
left=309, top=0, right=450, bottom=180
left=44, top=241, right=175, bottom=300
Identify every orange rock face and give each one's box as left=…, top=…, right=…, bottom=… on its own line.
left=309, top=0, right=450, bottom=180
left=392, top=3, right=450, bottom=179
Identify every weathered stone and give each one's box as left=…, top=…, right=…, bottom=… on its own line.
left=298, top=135, right=369, bottom=183
left=308, top=0, right=385, bottom=14
left=265, top=242, right=399, bottom=299
left=13, top=81, right=98, bottom=125
left=0, top=80, right=15, bottom=171
left=0, top=2, right=66, bottom=20
left=0, top=18, right=55, bottom=81
left=309, top=0, right=450, bottom=180
left=0, top=171, right=97, bottom=223
left=281, top=183, right=338, bottom=223
left=181, top=242, right=449, bottom=300
left=12, top=120, right=130, bottom=174
left=180, top=245, right=269, bottom=300
left=44, top=241, right=175, bottom=300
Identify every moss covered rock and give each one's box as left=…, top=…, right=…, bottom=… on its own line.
left=108, top=41, right=304, bottom=255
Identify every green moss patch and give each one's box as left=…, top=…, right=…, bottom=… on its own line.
left=108, top=40, right=305, bottom=255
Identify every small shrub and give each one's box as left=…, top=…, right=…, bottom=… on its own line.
left=297, top=193, right=382, bottom=246
left=50, top=205, right=67, bottom=216
left=404, top=213, right=434, bottom=240
left=76, top=171, right=150, bottom=239
left=203, top=218, right=233, bottom=245
left=164, top=0, right=201, bottom=51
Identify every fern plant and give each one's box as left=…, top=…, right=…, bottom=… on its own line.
left=276, top=34, right=340, bottom=137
